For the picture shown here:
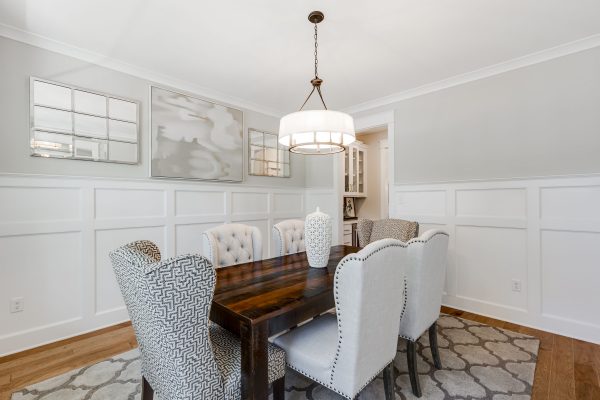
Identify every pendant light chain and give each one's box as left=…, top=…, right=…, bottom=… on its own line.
left=314, top=23, right=319, bottom=78
left=299, top=21, right=328, bottom=111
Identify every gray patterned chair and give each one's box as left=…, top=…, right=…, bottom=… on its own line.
left=356, top=218, right=419, bottom=247
left=274, top=239, right=408, bottom=400
left=110, top=240, right=286, bottom=400
left=202, top=223, right=262, bottom=268
left=273, top=219, right=305, bottom=256
left=398, top=229, right=449, bottom=397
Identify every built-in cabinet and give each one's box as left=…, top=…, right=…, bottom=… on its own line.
left=343, top=220, right=358, bottom=246
left=344, top=142, right=368, bottom=197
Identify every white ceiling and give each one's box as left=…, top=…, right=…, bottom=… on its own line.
left=2, top=0, right=600, bottom=115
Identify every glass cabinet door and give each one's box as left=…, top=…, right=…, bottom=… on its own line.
left=352, top=147, right=358, bottom=193
left=357, top=149, right=365, bottom=194
left=344, top=150, right=350, bottom=192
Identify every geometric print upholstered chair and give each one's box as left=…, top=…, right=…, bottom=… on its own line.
left=397, top=229, right=449, bottom=397
left=357, top=218, right=419, bottom=247
left=274, top=239, right=409, bottom=400
left=109, top=240, right=286, bottom=400
left=272, top=219, right=305, bottom=256
left=202, top=223, right=262, bottom=268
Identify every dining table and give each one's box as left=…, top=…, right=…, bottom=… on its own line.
left=209, top=244, right=360, bottom=400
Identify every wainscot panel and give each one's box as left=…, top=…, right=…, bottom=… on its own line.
left=393, top=174, right=600, bottom=344
left=0, top=174, right=306, bottom=356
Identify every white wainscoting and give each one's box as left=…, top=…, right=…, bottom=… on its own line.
left=392, top=175, right=600, bottom=344
left=0, top=174, right=305, bottom=356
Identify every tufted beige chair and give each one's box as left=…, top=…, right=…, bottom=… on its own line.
left=273, top=219, right=305, bottom=257
left=202, top=224, right=263, bottom=268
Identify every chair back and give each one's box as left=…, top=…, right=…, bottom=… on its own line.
left=273, top=219, right=305, bottom=256
left=398, top=229, right=449, bottom=341
left=357, top=218, right=419, bottom=247
left=330, top=239, right=407, bottom=397
left=202, top=223, right=262, bottom=267
left=110, top=241, right=224, bottom=399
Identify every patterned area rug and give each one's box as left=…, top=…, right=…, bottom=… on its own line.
left=12, top=315, right=539, bottom=399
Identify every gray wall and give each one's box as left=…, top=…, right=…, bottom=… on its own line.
left=354, top=46, right=600, bottom=184
left=0, top=36, right=305, bottom=187
left=304, top=155, right=335, bottom=187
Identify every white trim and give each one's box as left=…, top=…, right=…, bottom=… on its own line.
left=5, top=22, right=600, bottom=119
left=345, top=34, right=600, bottom=114
left=353, top=111, right=396, bottom=215
left=0, top=23, right=283, bottom=118
left=379, top=139, right=389, bottom=219
left=0, top=173, right=306, bottom=355
left=393, top=174, right=600, bottom=344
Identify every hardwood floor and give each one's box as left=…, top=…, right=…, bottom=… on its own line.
left=441, top=307, right=600, bottom=400
left=1, top=308, right=599, bottom=399
left=0, top=322, right=137, bottom=400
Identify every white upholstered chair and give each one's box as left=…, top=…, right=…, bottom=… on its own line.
left=202, top=223, right=262, bottom=268
left=272, top=219, right=305, bottom=256
left=109, top=240, right=286, bottom=400
left=274, top=239, right=408, bottom=399
left=398, top=229, right=449, bottom=397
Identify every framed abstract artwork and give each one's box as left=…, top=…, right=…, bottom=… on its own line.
left=150, top=86, right=244, bottom=182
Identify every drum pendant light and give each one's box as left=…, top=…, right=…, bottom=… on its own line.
left=279, top=11, right=355, bottom=155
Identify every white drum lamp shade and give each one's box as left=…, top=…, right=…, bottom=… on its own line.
left=279, top=110, right=355, bottom=154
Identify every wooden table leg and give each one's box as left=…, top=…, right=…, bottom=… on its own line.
left=240, top=320, right=269, bottom=400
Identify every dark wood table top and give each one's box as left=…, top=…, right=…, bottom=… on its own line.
left=209, top=244, right=361, bottom=399
left=211, top=245, right=360, bottom=333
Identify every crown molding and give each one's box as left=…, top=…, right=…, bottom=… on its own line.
left=3, top=22, right=600, bottom=119
left=344, top=33, right=600, bottom=115
left=0, top=23, right=285, bottom=118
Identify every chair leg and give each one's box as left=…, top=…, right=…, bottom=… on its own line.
left=407, top=340, right=422, bottom=398
left=272, top=376, right=285, bottom=400
left=429, top=322, right=442, bottom=370
left=383, top=362, right=395, bottom=400
left=142, top=376, right=154, bottom=400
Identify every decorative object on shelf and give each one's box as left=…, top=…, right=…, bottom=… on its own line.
left=304, top=207, right=332, bottom=268
left=248, top=128, right=291, bottom=177
left=30, top=77, right=139, bottom=164
left=278, top=11, right=355, bottom=155
left=343, top=197, right=356, bottom=219
left=150, top=86, right=243, bottom=182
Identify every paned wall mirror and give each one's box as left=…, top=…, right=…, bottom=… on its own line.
left=248, top=128, right=291, bottom=177
left=30, top=77, right=140, bottom=164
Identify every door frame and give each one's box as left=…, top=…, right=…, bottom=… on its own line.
left=333, top=110, right=396, bottom=239
left=379, top=138, right=390, bottom=219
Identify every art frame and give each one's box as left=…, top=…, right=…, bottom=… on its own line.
left=29, top=77, right=140, bottom=164
left=344, top=197, right=356, bottom=219
left=248, top=128, right=291, bottom=178
left=149, top=86, right=244, bottom=182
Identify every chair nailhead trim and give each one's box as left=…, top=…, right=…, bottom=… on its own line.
left=329, top=239, right=420, bottom=394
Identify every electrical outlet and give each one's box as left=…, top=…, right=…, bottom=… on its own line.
left=511, top=280, right=522, bottom=292
left=10, top=297, right=24, bottom=313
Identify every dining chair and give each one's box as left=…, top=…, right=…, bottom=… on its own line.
left=398, top=229, right=449, bottom=397
left=357, top=218, right=419, bottom=247
left=110, top=240, right=286, bottom=400
left=273, top=239, right=408, bottom=400
left=273, top=219, right=305, bottom=256
left=202, top=223, right=262, bottom=267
